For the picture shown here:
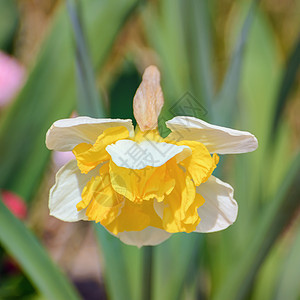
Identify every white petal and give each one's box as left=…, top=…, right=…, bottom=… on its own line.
left=195, top=176, right=238, bottom=232
left=49, top=160, right=101, bottom=222
left=46, top=116, right=134, bottom=151
left=166, top=116, right=258, bottom=154
left=106, top=139, right=191, bottom=169
left=117, top=227, right=171, bottom=247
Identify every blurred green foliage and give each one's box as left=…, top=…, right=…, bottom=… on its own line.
left=0, top=0, right=19, bottom=52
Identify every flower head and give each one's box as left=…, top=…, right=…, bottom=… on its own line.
left=46, top=65, right=258, bottom=247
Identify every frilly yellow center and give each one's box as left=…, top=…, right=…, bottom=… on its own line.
left=72, top=126, right=219, bottom=235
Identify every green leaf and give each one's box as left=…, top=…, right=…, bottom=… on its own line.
left=181, top=0, right=214, bottom=115
left=0, top=7, right=76, bottom=200
left=109, top=61, right=139, bottom=122
left=274, top=222, right=300, bottom=300
left=94, top=225, right=142, bottom=300
left=0, top=198, right=80, bottom=300
left=66, top=0, right=106, bottom=117
left=0, top=0, right=19, bottom=50
left=143, top=0, right=190, bottom=101
left=213, top=0, right=259, bottom=126
left=272, top=35, right=300, bottom=134
left=0, top=275, right=35, bottom=299
left=153, top=233, right=204, bottom=300
left=213, top=151, right=300, bottom=300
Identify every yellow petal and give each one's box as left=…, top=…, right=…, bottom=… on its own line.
left=106, top=199, right=163, bottom=234
left=162, top=158, right=205, bottom=233
left=73, top=126, right=129, bottom=174
left=177, top=140, right=219, bottom=186
left=109, top=160, right=175, bottom=203
left=77, top=163, right=123, bottom=225
left=134, top=128, right=163, bottom=143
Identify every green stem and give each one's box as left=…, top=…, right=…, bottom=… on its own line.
left=142, top=246, right=153, bottom=300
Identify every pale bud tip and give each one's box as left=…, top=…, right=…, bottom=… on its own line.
left=133, top=65, right=164, bottom=132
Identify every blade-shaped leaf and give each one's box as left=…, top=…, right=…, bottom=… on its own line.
left=272, top=34, right=300, bottom=134
left=213, top=0, right=259, bottom=126
left=66, top=0, right=106, bottom=117
left=142, top=0, right=190, bottom=101
left=274, top=221, right=300, bottom=300
left=0, top=198, right=80, bottom=300
left=181, top=0, right=214, bottom=115
left=153, top=233, right=204, bottom=300
left=94, top=225, right=142, bottom=300
left=0, top=0, right=19, bottom=50
left=213, top=151, right=300, bottom=300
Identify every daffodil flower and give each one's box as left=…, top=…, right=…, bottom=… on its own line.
left=46, top=66, right=258, bottom=247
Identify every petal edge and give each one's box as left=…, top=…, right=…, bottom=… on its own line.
left=117, top=227, right=171, bottom=247
left=49, top=160, right=101, bottom=222
left=166, top=116, right=258, bottom=154
left=195, top=175, right=238, bottom=233
left=46, top=117, right=134, bottom=151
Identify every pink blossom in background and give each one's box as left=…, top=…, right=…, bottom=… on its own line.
left=0, top=51, right=25, bottom=107
left=1, top=190, right=27, bottom=220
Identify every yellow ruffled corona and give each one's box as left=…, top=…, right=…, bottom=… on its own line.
left=73, top=126, right=217, bottom=235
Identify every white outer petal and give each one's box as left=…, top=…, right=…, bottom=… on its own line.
left=49, top=160, right=100, bottom=222
left=106, top=139, right=191, bottom=169
left=46, top=116, right=134, bottom=151
left=195, top=175, right=238, bottom=233
left=166, top=116, right=258, bottom=154
left=117, top=227, right=171, bottom=247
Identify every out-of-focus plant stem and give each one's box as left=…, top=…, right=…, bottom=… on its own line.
left=142, top=246, right=153, bottom=300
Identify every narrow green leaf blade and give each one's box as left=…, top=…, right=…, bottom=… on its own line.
left=274, top=222, right=300, bottom=300
left=213, top=0, right=259, bottom=126
left=182, top=0, right=214, bottom=113
left=272, top=35, right=300, bottom=134
left=0, top=198, right=80, bottom=300
left=213, top=151, right=300, bottom=300
left=66, top=0, right=106, bottom=117
left=0, top=0, right=19, bottom=50
left=94, top=226, right=138, bottom=300
left=154, top=233, right=204, bottom=300
left=143, top=0, right=190, bottom=100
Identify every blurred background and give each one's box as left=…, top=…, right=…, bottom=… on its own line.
left=0, top=0, right=299, bottom=299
